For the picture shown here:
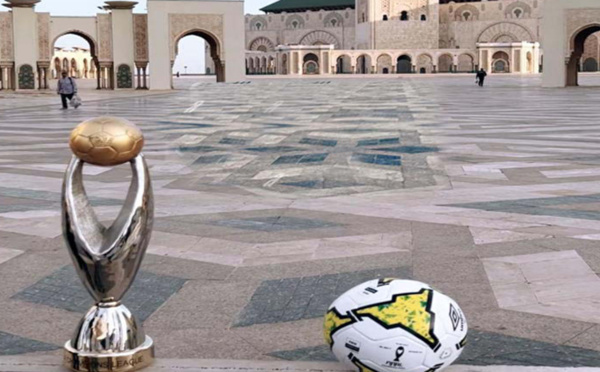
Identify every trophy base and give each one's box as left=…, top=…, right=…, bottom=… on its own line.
left=63, top=336, right=154, bottom=372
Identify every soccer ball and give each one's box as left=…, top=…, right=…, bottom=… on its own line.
left=69, top=117, right=144, bottom=166
left=324, top=279, right=467, bottom=372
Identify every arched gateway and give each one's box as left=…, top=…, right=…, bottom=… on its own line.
left=542, top=0, right=600, bottom=87
left=0, top=0, right=245, bottom=91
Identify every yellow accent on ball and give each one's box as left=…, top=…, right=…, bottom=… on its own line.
left=69, top=117, right=144, bottom=166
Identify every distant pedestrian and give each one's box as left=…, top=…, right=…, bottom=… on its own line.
left=475, top=68, right=487, bottom=87
left=177, top=71, right=180, bottom=78
left=57, top=71, right=78, bottom=109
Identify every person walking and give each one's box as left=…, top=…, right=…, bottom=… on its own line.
left=475, top=68, right=487, bottom=87
left=57, top=71, right=78, bottom=110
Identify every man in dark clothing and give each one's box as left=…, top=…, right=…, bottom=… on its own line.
left=57, top=71, right=78, bottom=109
left=476, top=68, right=487, bottom=87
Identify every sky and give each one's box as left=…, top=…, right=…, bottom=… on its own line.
left=17, top=0, right=274, bottom=73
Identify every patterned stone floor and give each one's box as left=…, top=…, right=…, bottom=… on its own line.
left=3, top=75, right=600, bottom=367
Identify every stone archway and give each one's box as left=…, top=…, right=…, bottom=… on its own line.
left=397, top=55, right=412, bottom=73
left=376, top=54, right=393, bottom=74
left=175, top=29, right=224, bottom=82
left=567, top=24, right=600, bottom=86
left=458, top=54, right=475, bottom=72
left=492, top=51, right=510, bottom=73
left=438, top=54, right=453, bottom=73
left=356, top=54, right=372, bottom=74
left=303, top=53, right=319, bottom=75
left=336, top=55, right=352, bottom=74
left=416, top=54, right=434, bottom=74
left=52, top=30, right=102, bottom=89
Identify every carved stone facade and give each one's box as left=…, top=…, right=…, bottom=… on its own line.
left=245, top=0, right=554, bottom=76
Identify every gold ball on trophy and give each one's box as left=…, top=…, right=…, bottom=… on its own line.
left=69, top=117, right=144, bottom=166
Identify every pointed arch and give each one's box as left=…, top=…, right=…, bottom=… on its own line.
left=299, top=30, right=340, bottom=49
left=248, top=37, right=275, bottom=52
left=478, top=22, right=534, bottom=43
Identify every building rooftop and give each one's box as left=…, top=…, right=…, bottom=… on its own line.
left=260, top=0, right=355, bottom=14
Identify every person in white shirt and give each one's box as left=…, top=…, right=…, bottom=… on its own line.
left=57, top=71, right=78, bottom=109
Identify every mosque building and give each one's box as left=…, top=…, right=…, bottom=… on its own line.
left=238, top=0, right=600, bottom=76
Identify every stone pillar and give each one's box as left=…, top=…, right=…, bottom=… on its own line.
left=105, top=1, right=136, bottom=89
left=95, top=59, right=101, bottom=90
left=109, top=65, right=115, bottom=89
left=433, top=65, right=437, bottom=73
left=8, top=0, right=41, bottom=90
left=135, top=62, right=142, bottom=89
left=142, top=65, right=147, bottom=89
left=0, top=67, right=4, bottom=90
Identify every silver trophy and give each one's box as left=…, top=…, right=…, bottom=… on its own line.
left=62, top=117, right=154, bottom=372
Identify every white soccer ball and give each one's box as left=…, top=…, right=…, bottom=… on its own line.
left=324, top=279, right=467, bottom=372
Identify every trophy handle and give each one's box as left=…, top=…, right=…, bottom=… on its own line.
left=62, top=155, right=154, bottom=302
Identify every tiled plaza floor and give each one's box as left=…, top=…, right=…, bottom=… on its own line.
left=2, top=74, right=600, bottom=367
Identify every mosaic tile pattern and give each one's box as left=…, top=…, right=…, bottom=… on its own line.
left=235, top=267, right=411, bottom=327
left=449, top=194, right=600, bottom=221
left=352, top=153, right=402, bottom=166
left=13, top=266, right=187, bottom=321
left=273, top=153, right=329, bottom=165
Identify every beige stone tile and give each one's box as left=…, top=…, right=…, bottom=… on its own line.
left=491, top=282, right=538, bottom=308
left=0, top=248, right=23, bottom=265
left=482, top=260, right=525, bottom=285
left=485, top=250, right=579, bottom=264
left=470, top=227, right=550, bottom=245
left=519, top=257, right=595, bottom=282
left=529, top=275, right=600, bottom=302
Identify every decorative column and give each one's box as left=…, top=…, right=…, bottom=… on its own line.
left=0, top=66, right=4, bottom=90
left=109, top=64, right=115, bottom=89
left=135, top=62, right=142, bottom=89
left=135, top=61, right=148, bottom=90
left=37, top=62, right=50, bottom=90
left=92, top=58, right=99, bottom=89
